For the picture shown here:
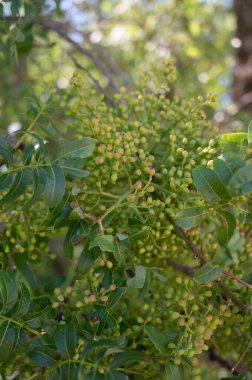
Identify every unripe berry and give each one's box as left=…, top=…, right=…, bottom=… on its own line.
left=88, top=295, right=96, bottom=303
left=106, top=261, right=113, bottom=269
left=98, top=259, right=106, bottom=267
left=100, top=295, right=108, bottom=302
left=178, top=319, right=186, bottom=326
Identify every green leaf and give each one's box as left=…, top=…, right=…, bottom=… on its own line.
left=248, top=120, right=252, bottom=144
left=175, top=206, right=208, bottom=228
left=228, top=164, right=252, bottom=195
left=53, top=137, right=96, bottom=162
left=11, top=283, right=31, bottom=318
left=59, top=157, right=90, bottom=178
left=216, top=210, right=236, bottom=245
left=64, top=220, right=89, bottom=259
left=127, top=265, right=146, bottom=289
left=42, top=193, right=69, bottom=228
left=107, top=287, right=126, bottom=308
left=23, top=305, right=52, bottom=328
left=61, top=165, right=89, bottom=178
left=192, top=167, right=230, bottom=205
left=0, top=271, right=19, bottom=313
left=54, top=323, right=77, bottom=359
left=90, top=235, right=116, bottom=252
left=82, top=338, right=118, bottom=358
left=23, top=143, right=35, bottom=165
left=107, top=371, right=128, bottom=380
left=0, top=170, right=29, bottom=205
left=38, top=122, right=57, bottom=140
left=44, top=165, right=66, bottom=208
left=219, top=133, right=247, bottom=148
left=0, top=322, right=24, bottom=364
left=145, top=325, right=169, bottom=355
left=28, top=346, right=58, bottom=367
left=194, top=263, right=222, bottom=284
left=0, top=173, right=13, bottom=190
left=23, top=167, right=47, bottom=210
left=214, top=153, right=245, bottom=186
left=77, top=247, right=96, bottom=275
left=110, top=349, right=146, bottom=368
left=0, top=137, right=13, bottom=167
left=165, top=360, right=184, bottom=380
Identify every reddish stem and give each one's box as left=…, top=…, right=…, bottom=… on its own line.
left=222, top=271, right=252, bottom=289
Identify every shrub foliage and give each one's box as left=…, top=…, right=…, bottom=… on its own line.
left=0, top=63, right=251, bottom=379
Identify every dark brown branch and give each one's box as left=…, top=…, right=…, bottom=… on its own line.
left=68, top=51, right=116, bottom=108
left=166, top=214, right=207, bottom=265
left=39, top=19, right=119, bottom=94
left=167, top=258, right=196, bottom=277
left=166, top=214, right=247, bottom=311
left=208, top=348, right=247, bottom=376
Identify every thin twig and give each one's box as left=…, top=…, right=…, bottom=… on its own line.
left=223, top=270, right=252, bottom=289
left=68, top=51, right=116, bottom=108
left=39, top=19, right=119, bottom=94
left=208, top=348, right=247, bottom=376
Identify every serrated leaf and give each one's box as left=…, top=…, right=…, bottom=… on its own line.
left=53, top=137, right=96, bottom=162
left=228, top=164, right=252, bottom=195
left=23, top=167, right=47, bottom=210
left=192, top=167, right=230, bottom=205
left=194, top=263, right=222, bottom=284
left=127, top=265, right=146, bottom=289
left=110, top=349, right=146, bottom=368
left=165, top=360, right=184, bottom=380
left=89, top=235, right=116, bottom=252
left=216, top=210, right=236, bottom=245
left=44, top=165, right=66, bottom=208
left=0, top=271, right=19, bottom=313
left=54, top=323, right=77, bottom=359
left=0, top=137, right=13, bottom=167
left=214, top=153, right=245, bottom=186
left=145, top=325, right=169, bottom=355
left=0, top=170, right=29, bottom=205
left=175, top=206, right=208, bottom=228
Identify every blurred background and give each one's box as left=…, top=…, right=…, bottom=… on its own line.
left=0, top=0, right=252, bottom=132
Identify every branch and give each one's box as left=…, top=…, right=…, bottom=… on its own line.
left=39, top=19, right=119, bottom=94
left=166, top=214, right=207, bottom=265
left=223, top=270, right=252, bottom=289
left=68, top=51, right=116, bottom=108
left=208, top=348, right=247, bottom=376
left=167, top=258, right=196, bottom=277
left=166, top=214, right=247, bottom=310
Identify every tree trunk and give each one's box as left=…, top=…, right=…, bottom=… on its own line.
left=233, top=0, right=252, bottom=112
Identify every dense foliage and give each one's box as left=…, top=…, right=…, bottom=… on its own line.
left=0, top=61, right=251, bottom=380
left=1, top=1, right=252, bottom=379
